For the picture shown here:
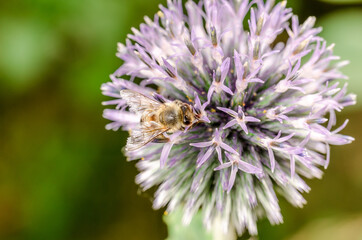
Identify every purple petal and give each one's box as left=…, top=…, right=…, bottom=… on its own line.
left=207, top=85, right=215, bottom=103
left=292, top=58, right=301, bottom=76
left=247, top=65, right=262, bottom=79
left=219, top=142, right=239, bottom=156
left=327, top=109, right=336, bottom=130
left=234, top=50, right=244, bottom=80
left=286, top=60, right=293, bottom=77
left=300, top=132, right=311, bottom=147
left=223, top=119, right=238, bottom=129
left=282, top=106, right=295, bottom=114
left=153, top=93, right=167, bottom=103
left=103, top=110, right=139, bottom=130
left=294, top=78, right=312, bottom=85
left=220, top=57, right=230, bottom=82
left=331, top=119, right=349, bottom=134
left=227, top=164, right=238, bottom=193
left=200, top=115, right=211, bottom=123
left=276, top=133, right=295, bottom=143
left=194, top=93, right=202, bottom=109
left=237, top=106, right=245, bottom=118
left=221, top=85, right=234, bottom=95
left=103, top=109, right=139, bottom=125
left=201, top=100, right=209, bottom=110
left=260, top=49, right=280, bottom=59
left=324, top=143, right=330, bottom=169
left=162, top=58, right=177, bottom=77
left=244, top=116, right=260, bottom=122
left=249, top=8, right=257, bottom=32
left=214, top=161, right=232, bottom=171
left=237, top=160, right=262, bottom=174
left=215, top=146, right=223, bottom=164
left=278, top=115, right=289, bottom=121
left=197, top=147, right=215, bottom=168
left=217, top=107, right=237, bottom=117
left=290, top=86, right=306, bottom=94
left=224, top=151, right=235, bottom=162
left=290, top=154, right=295, bottom=178
left=238, top=121, right=249, bottom=134
left=160, top=142, right=173, bottom=168
left=213, top=128, right=221, bottom=139
left=102, top=99, right=125, bottom=107
left=274, top=130, right=282, bottom=140
left=248, top=78, right=264, bottom=83
left=268, top=147, right=276, bottom=172
left=190, top=141, right=213, bottom=148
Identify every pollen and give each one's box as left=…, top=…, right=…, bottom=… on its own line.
left=157, top=11, right=164, bottom=18
left=186, top=96, right=193, bottom=103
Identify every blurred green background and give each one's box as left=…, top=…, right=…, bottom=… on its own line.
left=0, top=0, right=361, bottom=239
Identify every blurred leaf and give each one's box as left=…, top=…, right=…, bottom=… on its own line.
left=0, top=17, right=60, bottom=92
left=318, top=9, right=362, bottom=109
left=319, top=0, right=362, bottom=4
left=284, top=0, right=302, bottom=14
left=20, top=126, right=99, bottom=240
left=163, top=209, right=213, bottom=240
left=285, top=215, right=362, bottom=240
left=58, top=0, right=157, bottom=109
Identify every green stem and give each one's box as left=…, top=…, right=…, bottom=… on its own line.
left=163, top=208, right=236, bottom=240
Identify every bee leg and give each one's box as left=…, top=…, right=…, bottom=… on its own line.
left=152, top=134, right=170, bottom=143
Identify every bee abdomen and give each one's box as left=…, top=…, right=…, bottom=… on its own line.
left=141, top=112, right=157, bottom=123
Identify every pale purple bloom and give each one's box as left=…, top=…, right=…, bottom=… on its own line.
left=275, top=59, right=312, bottom=94
left=234, top=50, right=264, bottom=93
left=265, top=105, right=294, bottom=123
left=215, top=152, right=263, bottom=193
left=218, top=106, right=260, bottom=134
left=193, top=93, right=210, bottom=123
left=190, top=128, right=239, bottom=167
left=102, top=0, right=355, bottom=236
left=207, top=57, right=234, bottom=103
left=261, top=131, right=295, bottom=172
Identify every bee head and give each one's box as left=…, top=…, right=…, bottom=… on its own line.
left=180, top=104, right=195, bottom=126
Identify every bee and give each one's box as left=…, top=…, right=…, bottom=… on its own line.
left=120, top=89, right=197, bottom=151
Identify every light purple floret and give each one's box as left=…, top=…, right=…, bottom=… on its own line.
left=102, top=0, right=356, bottom=236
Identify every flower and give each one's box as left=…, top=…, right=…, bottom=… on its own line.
left=190, top=128, right=239, bottom=167
left=101, top=0, right=356, bottom=236
left=214, top=152, right=263, bottom=193
left=217, top=106, right=260, bottom=134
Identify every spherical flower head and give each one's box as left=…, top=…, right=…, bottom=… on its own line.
left=101, top=0, right=356, bottom=236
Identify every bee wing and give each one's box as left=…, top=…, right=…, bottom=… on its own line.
left=126, top=121, right=170, bottom=151
left=120, top=89, right=161, bottom=114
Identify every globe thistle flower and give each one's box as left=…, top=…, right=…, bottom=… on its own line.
left=101, top=0, right=356, bottom=236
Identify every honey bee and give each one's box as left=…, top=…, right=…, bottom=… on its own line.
left=120, top=89, right=197, bottom=151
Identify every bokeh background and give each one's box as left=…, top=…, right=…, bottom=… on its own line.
left=0, top=0, right=361, bottom=239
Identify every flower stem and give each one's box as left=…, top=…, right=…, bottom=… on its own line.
left=163, top=208, right=236, bottom=240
